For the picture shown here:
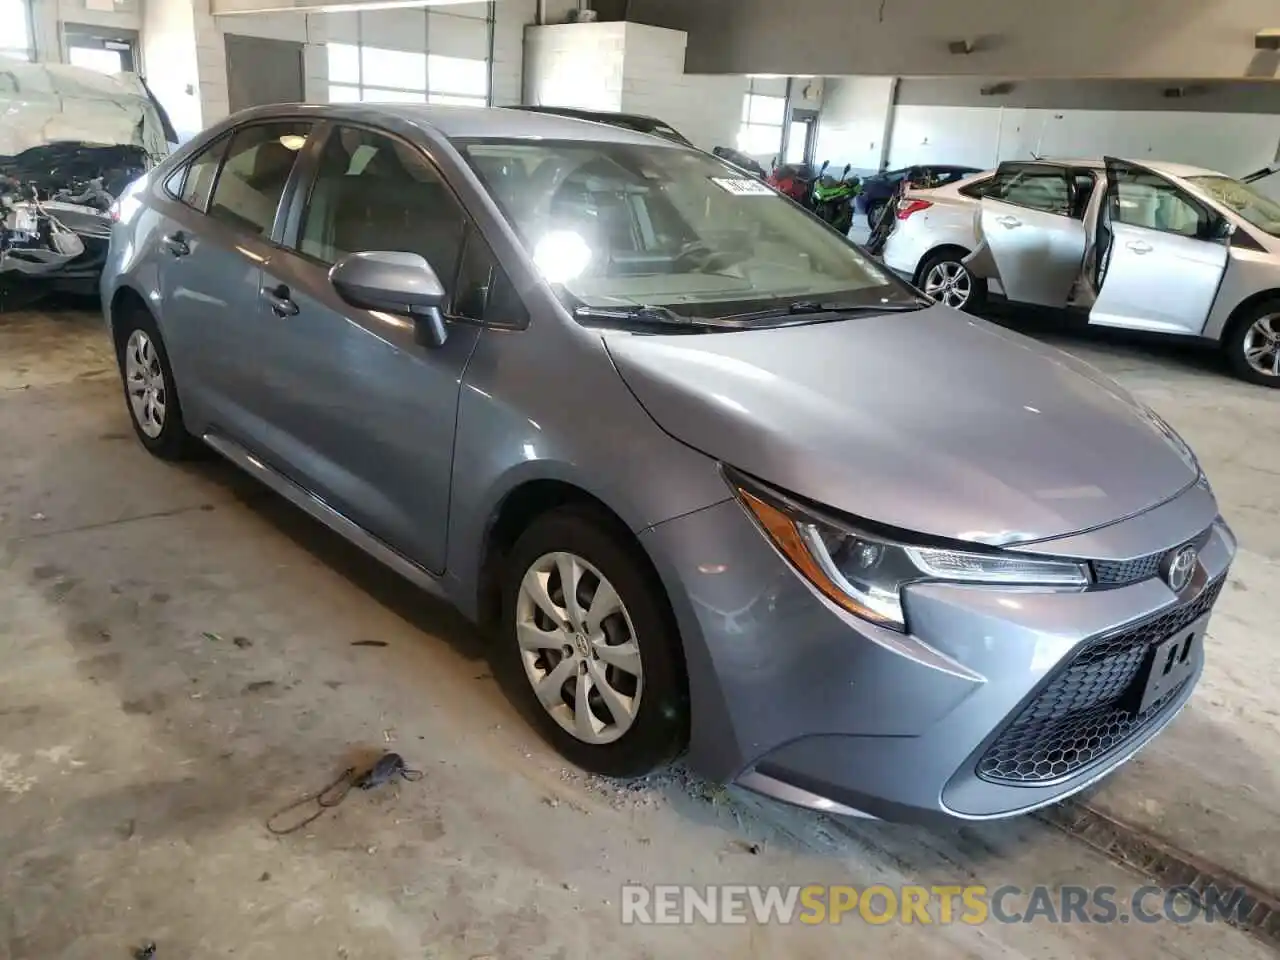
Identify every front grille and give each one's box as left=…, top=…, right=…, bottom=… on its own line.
left=1093, top=551, right=1164, bottom=585
left=978, top=577, right=1224, bottom=785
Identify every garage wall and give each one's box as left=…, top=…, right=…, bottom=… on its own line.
left=886, top=79, right=1280, bottom=179
left=523, top=20, right=750, bottom=152
left=813, top=76, right=895, bottom=174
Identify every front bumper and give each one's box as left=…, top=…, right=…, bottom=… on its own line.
left=640, top=482, right=1233, bottom=823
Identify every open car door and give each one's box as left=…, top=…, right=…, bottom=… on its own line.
left=1089, top=157, right=1230, bottom=335
left=965, top=162, right=1086, bottom=307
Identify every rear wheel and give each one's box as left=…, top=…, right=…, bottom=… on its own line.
left=918, top=250, right=987, bottom=313
left=114, top=304, right=201, bottom=458
left=1224, top=301, right=1280, bottom=387
left=866, top=200, right=888, bottom=230
left=498, top=507, right=688, bottom=778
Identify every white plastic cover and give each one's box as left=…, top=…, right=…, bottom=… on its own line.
left=0, top=61, right=169, bottom=160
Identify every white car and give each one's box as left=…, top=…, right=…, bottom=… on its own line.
left=881, top=157, right=1280, bottom=386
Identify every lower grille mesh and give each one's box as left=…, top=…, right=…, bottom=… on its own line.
left=978, top=578, right=1224, bottom=785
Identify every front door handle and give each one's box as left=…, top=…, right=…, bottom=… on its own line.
left=1125, top=239, right=1154, bottom=255
left=161, top=231, right=190, bottom=257
left=995, top=215, right=1022, bottom=229
left=262, top=284, right=299, bottom=317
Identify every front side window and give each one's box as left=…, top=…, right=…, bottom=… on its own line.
left=1185, top=175, right=1280, bottom=238
left=207, top=122, right=312, bottom=237
left=988, top=166, right=1071, bottom=216
left=459, top=139, right=911, bottom=316
left=296, top=125, right=467, bottom=293
left=1111, top=169, right=1207, bottom=238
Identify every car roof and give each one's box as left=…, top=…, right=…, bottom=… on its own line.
left=221, top=102, right=677, bottom=147
left=1012, top=157, right=1226, bottom=178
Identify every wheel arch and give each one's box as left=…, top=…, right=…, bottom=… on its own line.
left=1215, top=288, right=1280, bottom=343
left=108, top=284, right=152, bottom=352
left=913, top=243, right=973, bottom=287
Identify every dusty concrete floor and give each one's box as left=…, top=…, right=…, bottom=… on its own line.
left=0, top=305, right=1275, bottom=959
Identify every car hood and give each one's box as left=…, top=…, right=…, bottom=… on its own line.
left=605, top=306, right=1196, bottom=545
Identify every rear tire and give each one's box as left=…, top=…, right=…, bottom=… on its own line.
left=497, top=507, right=688, bottom=778
left=114, top=303, right=201, bottom=459
left=917, top=250, right=987, bottom=313
left=1223, top=300, right=1280, bottom=387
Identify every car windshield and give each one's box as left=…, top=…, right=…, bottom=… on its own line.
left=457, top=138, right=912, bottom=318
left=1186, top=174, right=1280, bottom=237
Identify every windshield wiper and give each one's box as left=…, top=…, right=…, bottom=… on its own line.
left=725, top=298, right=929, bottom=323
left=574, top=304, right=744, bottom=330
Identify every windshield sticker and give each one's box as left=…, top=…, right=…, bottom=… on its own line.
left=711, top=177, right=774, bottom=197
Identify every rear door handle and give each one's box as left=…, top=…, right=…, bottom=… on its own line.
left=995, top=215, right=1022, bottom=229
left=161, top=231, right=190, bottom=257
left=262, top=284, right=299, bottom=317
left=1125, top=239, right=1154, bottom=254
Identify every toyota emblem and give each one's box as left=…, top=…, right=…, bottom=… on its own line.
left=1163, top=545, right=1198, bottom=592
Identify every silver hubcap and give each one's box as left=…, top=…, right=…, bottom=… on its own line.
left=516, top=551, right=643, bottom=745
left=1243, top=313, right=1280, bottom=378
left=124, top=329, right=166, bottom=438
left=924, top=261, right=972, bottom=309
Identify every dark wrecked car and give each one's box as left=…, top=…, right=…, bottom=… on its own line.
left=1, top=61, right=173, bottom=305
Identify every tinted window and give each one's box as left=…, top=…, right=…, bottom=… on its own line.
left=208, top=122, right=312, bottom=237
left=1111, top=170, right=1208, bottom=238
left=959, top=176, right=994, bottom=199
left=179, top=137, right=227, bottom=211
left=297, top=126, right=467, bottom=290
left=987, top=166, right=1071, bottom=216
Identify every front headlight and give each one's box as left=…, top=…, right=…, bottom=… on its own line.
left=732, top=476, right=1090, bottom=632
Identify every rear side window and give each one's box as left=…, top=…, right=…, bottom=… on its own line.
left=178, top=137, right=227, bottom=211
left=986, top=166, right=1071, bottom=216
left=295, top=125, right=467, bottom=289
left=959, top=177, right=994, bottom=199
left=208, top=122, right=313, bottom=237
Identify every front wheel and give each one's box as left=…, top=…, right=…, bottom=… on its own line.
left=866, top=200, right=888, bottom=230
left=1223, top=302, right=1280, bottom=387
left=918, top=251, right=987, bottom=312
left=498, top=508, right=688, bottom=778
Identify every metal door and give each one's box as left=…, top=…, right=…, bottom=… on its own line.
left=969, top=163, right=1087, bottom=307
left=1089, top=158, right=1229, bottom=335
left=224, top=34, right=305, bottom=111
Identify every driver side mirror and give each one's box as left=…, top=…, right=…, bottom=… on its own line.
left=330, top=251, right=449, bottom=348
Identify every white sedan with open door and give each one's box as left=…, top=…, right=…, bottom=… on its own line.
left=881, top=157, right=1280, bottom=387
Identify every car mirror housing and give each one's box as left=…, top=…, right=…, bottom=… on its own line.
left=330, top=251, right=449, bottom=347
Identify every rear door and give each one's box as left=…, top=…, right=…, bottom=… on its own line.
left=1089, top=158, right=1229, bottom=335
left=968, top=162, right=1086, bottom=307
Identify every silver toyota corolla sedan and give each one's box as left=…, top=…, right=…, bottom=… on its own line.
left=101, top=105, right=1236, bottom=822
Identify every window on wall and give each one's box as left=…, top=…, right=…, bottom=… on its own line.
left=0, top=0, right=33, bottom=61
left=327, top=42, right=488, bottom=107
left=737, top=91, right=786, bottom=158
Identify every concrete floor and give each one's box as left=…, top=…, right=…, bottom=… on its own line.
left=1, top=305, right=1275, bottom=959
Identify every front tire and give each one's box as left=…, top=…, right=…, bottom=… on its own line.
left=918, top=250, right=987, bottom=313
left=1223, top=301, right=1280, bottom=387
left=866, top=200, right=888, bottom=230
left=114, top=304, right=201, bottom=459
left=498, top=507, right=688, bottom=778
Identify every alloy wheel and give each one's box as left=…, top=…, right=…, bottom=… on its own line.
left=124, top=329, right=167, bottom=438
left=1243, top=313, right=1280, bottom=379
left=515, top=551, right=643, bottom=745
left=924, top=261, right=973, bottom=309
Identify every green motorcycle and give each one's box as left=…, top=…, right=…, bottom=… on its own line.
left=810, top=163, right=860, bottom=234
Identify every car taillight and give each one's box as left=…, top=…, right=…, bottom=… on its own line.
left=896, top=199, right=933, bottom=220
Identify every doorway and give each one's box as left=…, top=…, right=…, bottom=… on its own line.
left=63, top=24, right=138, bottom=74
left=224, top=34, right=306, bottom=112
left=784, top=109, right=818, bottom=166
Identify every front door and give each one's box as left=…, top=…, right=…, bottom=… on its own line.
left=1089, top=157, right=1229, bottom=335
left=967, top=162, right=1087, bottom=307
left=248, top=124, right=482, bottom=574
